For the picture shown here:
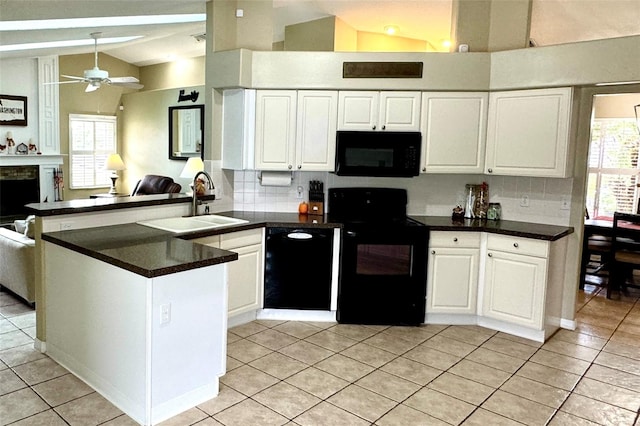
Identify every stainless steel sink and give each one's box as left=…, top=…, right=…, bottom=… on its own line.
left=137, top=215, right=248, bottom=233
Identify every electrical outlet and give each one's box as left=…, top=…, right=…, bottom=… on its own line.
left=520, top=195, right=530, bottom=207
left=60, top=222, right=73, bottom=231
left=296, top=186, right=304, bottom=199
left=561, top=196, right=570, bottom=210
left=160, top=303, right=171, bottom=325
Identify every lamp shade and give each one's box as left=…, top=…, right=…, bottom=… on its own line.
left=105, top=153, right=126, bottom=171
left=180, top=157, right=204, bottom=178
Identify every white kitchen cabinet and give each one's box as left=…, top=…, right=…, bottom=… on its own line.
left=295, top=91, right=338, bottom=171
left=426, top=232, right=480, bottom=315
left=485, top=87, right=573, bottom=177
left=222, top=89, right=256, bottom=170
left=338, top=91, right=421, bottom=131
left=255, top=90, right=297, bottom=170
left=191, top=228, right=264, bottom=318
left=420, top=92, right=488, bottom=174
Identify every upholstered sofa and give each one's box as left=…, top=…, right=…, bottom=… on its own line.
left=131, top=175, right=181, bottom=196
left=0, top=219, right=36, bottom=305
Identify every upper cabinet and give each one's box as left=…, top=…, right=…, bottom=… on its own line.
left=338, top=91, right=421, bottom=131
left=254, top=90, right=298, bottom=171
left=485, top=87, right=574, bottom=178
left=295, top=91, right=338, bottom=171
left=420, top=92, right=488, bottom=174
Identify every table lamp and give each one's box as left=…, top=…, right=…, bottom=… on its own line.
left=180, top=157, right=205, bottom=193
left=105, top=153, right=126, bottom=194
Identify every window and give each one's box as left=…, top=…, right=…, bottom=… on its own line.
left=586, top=118, right=640, bottom=218
left=69, top=114, right=117, bottom=189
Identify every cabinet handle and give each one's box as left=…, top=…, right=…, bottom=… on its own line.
left=372, top=125, right=377, bottom=130
left=453, top=237, right=458, bottom=242
left=297, top=165, right=302, bottom=170
left=513, top=243, right=519, bottom=248
left=488, top=253, right=493, bottom=257
left=431, top=250, right=435, bottom=254
left=382, top=125, right=386, bottom=130
left=422, top=167, right=426, bottom=172
left=487, top=168, right=493, bottom=173
left=288, top=164, right=292, bottom=170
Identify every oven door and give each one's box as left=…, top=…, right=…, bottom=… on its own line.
left=337, top=224, right=428, bottom=325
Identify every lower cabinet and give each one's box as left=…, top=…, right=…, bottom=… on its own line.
left=192, top=228, right=264, bottom=318
left=426, top=231, right=480, bottom=315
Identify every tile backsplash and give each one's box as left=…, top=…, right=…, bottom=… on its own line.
left=228, top=170, right=573, bottom=226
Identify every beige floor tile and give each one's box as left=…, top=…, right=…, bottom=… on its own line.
left=376, top=403, right=450, bottom=426
left=381, top=325, right=436, bottom=345
left=603, top=340, right=640, bottom=360
left=327, top=384, right=397, bottom=423
left=253, top=382, right=321, bottom=419
left=285, top=367, right=349, bottom=399
left=22, top=326, right=36, bottom=338
left=278, top=341, right=333, bottom=365
left=9, top=409, right=68, bottom=426
left=229, top=321, right=268, bottom=337
left=304, top=321, right=336, bottom=330
left=610, top=330, right=640, bottom=347
left=495, top=332, right=543, bottom=348
left=547, top=411, right=601, bottom=426
left=499, top=375, right=569, bottom=408
left=328, top=324, right=379, bottom=341
left=273, top=321, right=322, bottom=339
left=246, top=329, right=299, bottom=350
left=428, top=372, right=493, bottom=405
left=226, top=331, right=242, bottom=344
left=249, top=352, right=308, bottom=380
left=355, top=370, right=421, bottom=402
left=314, top=354, right=374, bottom=382
left=54, top=392, right=123, bottom=426
left=0, top=318, right=18, bottom=334
left=220, top=365, right=279, bottom=396
left=515, top=361, right=581, bottom=391
left=0, top=329, right=33, bottom=351
left=340, top=342, right=396, bottom=368
left=361, top=332, right=417, bottom=355
left=481, top=336, right=538, bottom=359
left=214, top=398, right=288, bottom=426
left=0, top=387, right=49, bottom=425
left=551, top=329, right=608, bottom=350
left=0, top=303, right=34, bottom=318
left=529, top=349, right=591, bottom=376
left=13, top=357, right=69, bottom=386
left=225, top=356, right=243, bottom=371
left=101, top=415, right=144, bottom=425
left=403, top=344, right=461, bottom=370
left=158, top=407, right=208, bottom=425
left=32, top=373, right=93, bottom=406
left=380, top=356, right=442, bottom=386
left=595, top=351, right=640, bottom=376
left=303, top=329, right=358, bottom=352
left=585, top=364, right=640, bottom=392
left=462, top=408, right=523, bottom=425
left=405, top=388, right=475, bottom=424
left=422, top=334, right=477, bottom=357
left=448, top=359, right=512, bottom=388
left=541, top=339, right=600, bottom=362
left=0, top=368, right=27, bottom=395
left=574, top=377, right=640, bottom=412
left=481, top=390, right=555, bottom=425
left=0, top=343, right=47, bottom=367
left=575, top=311, right=622, bottom=329
left=254, top=319, right=287, bottom=328
left=8, top=312, right=36, bottom=329
left=573, top=322, right=615, bottom=340
left=560, top=393, right=637, bottom=425
left=293, top=401, right=369, bottom=426
left=465, top=348, right=526, bottom=373
left=193, top=418, right=223, bottom=426
left=438, top=325, right=496, bottom=346
left=226, top=339, right=273, bottom=363
left=197, top=384, right=246, bottom=416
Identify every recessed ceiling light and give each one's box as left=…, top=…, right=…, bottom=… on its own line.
left=384, top=25, right=399, bottom=36
left=0, top=36, right=142, bottom=52
left=0, top=14, right=205, bottom=31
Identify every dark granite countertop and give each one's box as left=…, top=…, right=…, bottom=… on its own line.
left=409, top=216, right=574, bottom=241
left=42, top=223, right=238, bottom=278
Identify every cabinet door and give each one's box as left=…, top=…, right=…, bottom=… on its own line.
left=222, top=89, right=256, bottom=170
left=421, top=92, right=488, bottom=174
left=379, top=91, right=421, bottom=131
left=338, top=91, right=379, bottom=130
left=225, top=243, right=264, bottom=317
left=255, top=90, right=297, bottom=170
left=427, top=247, right=479, bottom=314
left=296, top=91, right=338, bottom=171
left=485, top=87, right=572, bottom=177
left=482, top=250, right=547, bottom=329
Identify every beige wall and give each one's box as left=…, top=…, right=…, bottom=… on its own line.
left=334, top=17, right=358, bottom=52
left=284, top=16, right=336, bottom=51
left=139, top=57, right=205, bottom=91
left=488, top=0, right=532, bottom=51
left=594, top=93, right=640, bottom=119
left=357, top=31, right=428, bottom=52
left=58, top=53, right=140, bottom=200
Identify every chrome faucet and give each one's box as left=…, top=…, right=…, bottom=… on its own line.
left=191, top=170, right=214, bottom=216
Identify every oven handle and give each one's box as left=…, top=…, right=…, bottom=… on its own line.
left=345, top=230, right=357, bottom=238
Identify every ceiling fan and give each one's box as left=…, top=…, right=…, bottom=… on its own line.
left=50, top=32, right=144, bottom=93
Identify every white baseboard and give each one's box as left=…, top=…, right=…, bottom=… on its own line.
left=34, top=338, right=46, bottom=353
left=560, top=318, right=577, bottom=330
left=257, top=308, right=336, bottom=322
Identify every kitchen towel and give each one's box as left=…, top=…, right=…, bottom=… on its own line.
left=259, top=171, right=292, bottom=187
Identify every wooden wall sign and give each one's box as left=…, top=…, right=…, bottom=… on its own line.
left=343, top=62, right=423, bottom=79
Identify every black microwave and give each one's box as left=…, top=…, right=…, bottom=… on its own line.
left=335, top=131, right=421, bottom=177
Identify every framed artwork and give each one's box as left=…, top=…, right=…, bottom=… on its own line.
left=0, top=95, right=27, bottom=126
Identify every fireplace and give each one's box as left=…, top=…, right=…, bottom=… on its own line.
left=0, top=166, right=40, bottom=224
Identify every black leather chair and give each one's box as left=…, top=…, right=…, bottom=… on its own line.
left=608, top=212, right=640, bottom=298
left=131, top=175, right=181, bottom=196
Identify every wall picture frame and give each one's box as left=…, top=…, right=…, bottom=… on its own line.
left=0, top=95, right=27, bottom=126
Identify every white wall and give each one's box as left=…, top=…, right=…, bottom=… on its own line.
left=0, top=58, right=39, bottom=146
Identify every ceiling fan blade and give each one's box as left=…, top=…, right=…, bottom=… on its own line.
left=108, top=76, right=140, bottom=84
left=60, top=75, right=87, bottom=81
left=85, top=83, right=100, bottom=93
left=43, top=80, right=82, bottom=85
left=110, top=81, right=144, bottom=89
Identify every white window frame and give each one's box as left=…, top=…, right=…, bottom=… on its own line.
left=68, top=114, right=117, bottom=189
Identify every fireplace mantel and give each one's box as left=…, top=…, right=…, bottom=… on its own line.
left=0, top=154, right=64, bottom=167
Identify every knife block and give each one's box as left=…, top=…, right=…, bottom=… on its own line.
left=309, top=189, right=324, bottom=216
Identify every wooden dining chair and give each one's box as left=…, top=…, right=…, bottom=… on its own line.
left=608, top=212, right=640, bottom=298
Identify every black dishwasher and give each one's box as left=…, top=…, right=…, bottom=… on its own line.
left=264, top=227, right=333, bottom=310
